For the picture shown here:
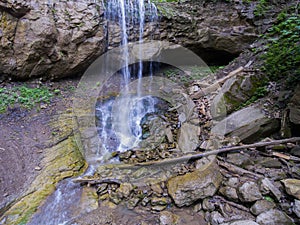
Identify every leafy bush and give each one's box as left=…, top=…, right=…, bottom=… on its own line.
left=0, top=86, right=59, bottom=113
left=262, top=13, right=300, bottom=86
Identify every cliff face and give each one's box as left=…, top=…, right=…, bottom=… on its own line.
left=0, top=0, right=283, bottom=80
left=0, top=0, right=107, bottom=80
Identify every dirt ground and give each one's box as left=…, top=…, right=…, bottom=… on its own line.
left=0, top=78, right=79, bottom=211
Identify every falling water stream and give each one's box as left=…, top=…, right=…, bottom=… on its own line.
left=28, top=0, right=159, bottom=224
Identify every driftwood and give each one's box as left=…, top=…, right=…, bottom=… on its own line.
left=191, top=66, right=244, bottom=99
left=214, top=195, right=250, bottom=212
left=218, top=160, right=264, bottom=179
left=128, top=137, right=300, bottom=167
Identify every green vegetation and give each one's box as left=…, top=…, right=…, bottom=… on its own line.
left=254, top=0, right=270, bottom=17
left=0, top=86, right=60, bottom=113
left=238, top=86, right=268, bottom=109
left=163, top=66, right=222, bottom=85
left=262, top=12, right=300, bottom=86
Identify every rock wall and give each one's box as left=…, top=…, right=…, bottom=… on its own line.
left=0, top=0, right=260, bottom=80
left=0, top=0, right=106, bottom=80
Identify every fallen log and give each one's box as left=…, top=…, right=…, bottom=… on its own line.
left=191, top=66, right=244, bottom=99
left=129, top=137, right=300, bottom=167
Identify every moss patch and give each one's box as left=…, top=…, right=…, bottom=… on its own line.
left=0, top=112, right=87, bottom=225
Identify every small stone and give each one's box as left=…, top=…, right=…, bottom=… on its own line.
left=281, top=179, right=300, bottom=200
left=250, top=200, right=276, bottom=216
left=293, top=199, right=300, bottom=218
left=256, top=209, right=294, bottom=225
left=202, top=198, right=215, bottom=211
left=34, top=166, right=41, bottom=171
left=97, top=183, right=108, bottom=195
left=226, top=177, right=240, bottom=187
left=99, top=193, right=109, bottom=201
left=117, top=182, right=134, bottom=198
left=227, top=153, right=251, bottom=167
left=257, top=158, right=282, bottom=168
left=259, top=178, right=282, bottom=201
left=151, top=197, right=168, bottom=206
left=219, top=186, right=239, bottom=201
left=151, top=183, right=163, bottom=196
left=127, top=197, right=140, bottom=209
left=159, top=211, right=179, bottom=225
left=152, top=205, right=167, bottom=211
left=40, top=104, right=47, bottom=109
left=210, top=211, right=225, bottom=225
left=193, top=202, right=202, bottom=212
left=290, top=145, right=300, bottom=157
left=109, top=193, right=121, bottom=205
left=238, top=181, right=262, bottom=202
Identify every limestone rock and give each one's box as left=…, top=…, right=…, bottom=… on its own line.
left=159, top=211, right=179, bottom=225
left=282, top=179, right=300, bottom=200
left=117, top=182, right=134, bottom=199
left=256, top=209, right=294, bottom=225
left=167, top=157, right=223, bottom=207
left=293, top=199, right=300, bottom=218
left=0, top=0, right=259, bottom=80
left=210, top=211, right=225, bottom=225
left=219, top=186, right=239, bottom=201
left=238, top=181, right=262, bottom=202
left=80, top=186, right=99, bottom=214
left=250, top=200, right=276, bottom=216
left=211, top=105, right=279, bottom=143
left=211, top=72, right=265, bottom=116
left=177, top=122, right=200, bottom=153
left=0, top=0, right=106, bottom=80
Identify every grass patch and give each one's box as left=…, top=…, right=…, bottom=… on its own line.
left=0, top=86, right=60, bottom=113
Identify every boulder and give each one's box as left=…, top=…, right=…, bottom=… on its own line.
left=238, top=181, right=262, bottom=202
left=293, top=199, right=300, bottom=218
left=211, top=105, right=279, bottom=143
left=281, top=179, right=300, bottom=200
left=256, top=209, right=294, bottom=225
left=250, top=200, right=276, bottom=216
left=167, top=156, right=222, bottom=207
left=211, top=72, right=265, bottom=116
left=177, top=123, right=201, bottom=153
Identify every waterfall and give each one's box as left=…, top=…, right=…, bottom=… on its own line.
left=27, top=1, right=159, bottom=224
left=96, top=0, right=158, bottom=156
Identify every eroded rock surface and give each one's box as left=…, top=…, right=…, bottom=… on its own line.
left=167, top=156, right=223, bottom=207
left=0, top=0, right=259, bottom=80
